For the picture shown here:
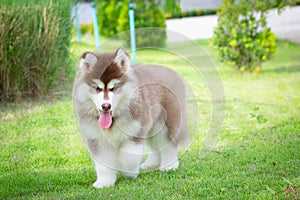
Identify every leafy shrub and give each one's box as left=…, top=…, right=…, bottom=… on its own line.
left=80, top=23, right=94, bottom=35
left=0, top=1, right=73, bottom=100
left=212, top=0, right=273, bottom=72
left=117, top=0, right=130, bottom=35
left=95, top=0, right=123, bottom=37
left=118, top=0, right=166, bottom=47
left=179, top=9, right=217, bottom=18
left=212, top=0, right=296, bottom=72
left=166, top=9, right=217, bottom=19
left=164, top=0, right=181, bottom=19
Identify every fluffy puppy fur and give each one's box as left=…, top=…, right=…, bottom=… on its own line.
left=73, top=48, right=189, bottom=188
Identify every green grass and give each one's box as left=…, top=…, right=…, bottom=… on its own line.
left=0, top=38, right=299, bottom=199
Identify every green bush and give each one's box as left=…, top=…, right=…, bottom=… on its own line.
left=0, top=1, right=73, bottom=100
left=95, top=0, right=123, bottom=37
left=118, top=0, right=166, bottom=47
left=164, top=0, right=181, bottom=19
left=211, top=0, right=296, bottom=72
left=117, top=0, right=130, bottom=35
left=80, top=23, right=94, bottom=35
left=212, top=0, right=273, bottom=72
left=179, top=9, right=217, bottom=19
left=95, top=0, right=166, bottom=47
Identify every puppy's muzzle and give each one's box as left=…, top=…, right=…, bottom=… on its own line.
left=101, top=103, right=111, bottom=112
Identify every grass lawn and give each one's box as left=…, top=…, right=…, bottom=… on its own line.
left=0, top=37, right=299, bottom=199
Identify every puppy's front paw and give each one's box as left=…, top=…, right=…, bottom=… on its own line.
left=140, top=162, right=157, bottom=170
left=93, top=177, right=116, bottom=189
left=140, top=158, right=160, bottom=170
left=122, top=171, right=139, bottom=179
left=159, top=160, right=179, bottom=172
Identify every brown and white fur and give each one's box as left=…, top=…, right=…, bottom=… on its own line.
left=73, top=48, right=189, bottom=188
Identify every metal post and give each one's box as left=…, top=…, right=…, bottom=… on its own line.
left=129, top=0, right=137, bottom=64
left=74, top=4, right=82, bottom=42
left=91, top=2, right=101, bottom=51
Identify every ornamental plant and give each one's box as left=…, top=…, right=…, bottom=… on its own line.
left=117, top=0, right=166, bottom=47
left=0, top=0, right=73, bottom=100
left=164, top=0, right=181, bottom=19
left=96, top=0, right=123, bottom=37
left=212, top=0, right=295, bottom=72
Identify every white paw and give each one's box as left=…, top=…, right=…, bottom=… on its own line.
left=92, top=177, right=115, bottom=189
left=122, top=171, right=139, bottom=179
left=140, top=162, right=159, bottom=170
left=159, top=160, right=179, bottom=171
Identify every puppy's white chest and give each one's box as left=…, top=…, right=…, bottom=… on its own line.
left=102, top=118, right=141, bottom=146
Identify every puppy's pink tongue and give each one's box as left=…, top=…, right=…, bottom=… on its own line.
left=98, top=112, right=112, bottom=129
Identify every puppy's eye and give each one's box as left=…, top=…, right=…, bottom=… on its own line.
left=108, top=87, right=115, bottom=92
left=109, top=84, right=119, bottom=92
left=95, top=87, right=102, bottom=93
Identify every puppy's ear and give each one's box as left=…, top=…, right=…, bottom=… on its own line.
left=114, top=47, right=131, bottom=70
left=79, top=52, right=98, bottom=71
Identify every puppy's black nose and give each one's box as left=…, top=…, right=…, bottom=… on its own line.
left=101, top=103, right=111, bottom=112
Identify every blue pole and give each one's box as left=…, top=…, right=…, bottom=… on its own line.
left=91, top=2, right=101, bottom=51
left=74, top=4, right=82, bottom=42
left=129, top=1, right=137, bottom=64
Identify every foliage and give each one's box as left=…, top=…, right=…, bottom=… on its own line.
left=117, top=0, right=130, bottom=35
left=165, top=0, right=300, bottom=19
left=80, top=23, right=94, bottom=35
left=211, top=0, right=296, bottom=72
left=179, top=9, right=217, bottom=18
left=95, top=0, right=123, bottom=37
left=96, top=0, right=166, bottom=47
left=118, top=0, right=167, bottom=47
left=212, top=0, right=270, bottom=71
left=0, top=0, right=74, bottom=101
left=1, top=0, right=73, bottom=6
left=164, top=0, right=181, bottom=18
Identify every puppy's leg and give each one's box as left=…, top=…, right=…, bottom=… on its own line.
left=159, top=143, right=179, bottom=171
left=141, top=124, right=167, bottom=170
left=93, top=159, right=117, bottom=188
left=119, top=140, right=144, bottom=178
left=92, top=143, right=118, bottom=189
left=140, top=142, right=160, bottom=170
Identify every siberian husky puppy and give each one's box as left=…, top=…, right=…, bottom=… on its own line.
left=73, top=48, right=189, bottom=188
